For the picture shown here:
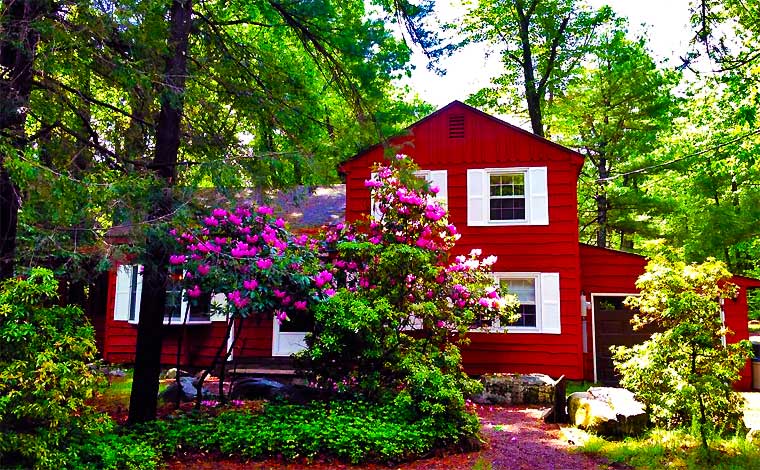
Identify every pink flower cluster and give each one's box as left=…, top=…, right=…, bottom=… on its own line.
left=168, top=204, right=322, bottom=325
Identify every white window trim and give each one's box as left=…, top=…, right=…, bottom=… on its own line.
left=469, top=271, right=560, bottom=334
left=487, top=169, right=530, bottom=224
left=467, top=167, right=549, bottom=226
left=115, top=264, right=142, bottom=323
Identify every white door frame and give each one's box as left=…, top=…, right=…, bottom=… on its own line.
left=271, top=318, right=308, bottom=357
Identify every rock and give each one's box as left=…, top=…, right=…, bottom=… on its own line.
left=230, top=377, right=286, bottom=400
left=160, top=376, right=214, bottom=402
left=108, top=368, right=126, bottom=377
left=230, top=377, right=325, bottom=403
left=471, top=373, right=556, bottom=405
left=568, top=387, right=647, bottom=437
left=161, top=368, right=190, bottom=380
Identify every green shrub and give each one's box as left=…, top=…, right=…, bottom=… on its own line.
left=0, top=268, right=105, bottom=469
left=613, top=255, right=752, bottom=448
left=64, top=430, right=161, bottom=470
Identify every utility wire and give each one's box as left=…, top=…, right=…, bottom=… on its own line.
left=598, top=127, right=760, bottom=182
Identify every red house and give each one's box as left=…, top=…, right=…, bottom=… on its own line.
left=98, top=101, right=759, bottom=389
left=340, top=101, right=759, bottom=389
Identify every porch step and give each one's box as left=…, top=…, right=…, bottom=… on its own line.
left=229, top=368, right=296, bottom=376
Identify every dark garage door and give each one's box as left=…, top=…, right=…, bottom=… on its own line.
left=594, top=296, right=660, bottom=385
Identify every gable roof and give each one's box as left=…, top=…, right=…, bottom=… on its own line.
left=341, top=100, right=584, bottom=171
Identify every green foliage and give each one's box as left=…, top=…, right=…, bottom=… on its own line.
left=0, top=268, right=109, bottom=469
left=134, top=400, right=474, bottom=464
left=457, top=0, right=613, bottom=135
left=62, top=432, right=161, bottom=470
left=550, top=21, right=681, bottom=247
left=612, top=255, right=752, bottom=448
left=748, top=288, right=760, bottom=322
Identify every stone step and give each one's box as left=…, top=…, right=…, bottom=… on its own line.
left=228, top=368, right=296, bottom=375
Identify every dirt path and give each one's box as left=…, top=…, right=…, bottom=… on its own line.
left=167, top=404, right=611, bottom=470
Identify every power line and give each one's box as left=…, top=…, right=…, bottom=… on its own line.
left=598, top=127, right=760, bottom=182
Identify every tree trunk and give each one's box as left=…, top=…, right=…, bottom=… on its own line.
left=127, top=0, right=193, bottom=424
left=515, top=4, right=544, bottom=137
left=0, top=0, right=48, bottom=279
left=595, top=157, right=609, bottom=248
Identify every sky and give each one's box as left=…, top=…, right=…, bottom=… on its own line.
left=403, top=0, right=694, bottom=109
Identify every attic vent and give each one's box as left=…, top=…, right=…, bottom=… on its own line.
left=448, top=114, right=465, bottom=139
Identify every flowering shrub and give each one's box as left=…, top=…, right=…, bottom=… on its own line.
left=298, top=155, right=518, bottom=422
left=168, top=206, right=328, bottom=324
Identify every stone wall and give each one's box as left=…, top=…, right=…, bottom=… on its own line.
left=471, top=373, right=556, bottom=405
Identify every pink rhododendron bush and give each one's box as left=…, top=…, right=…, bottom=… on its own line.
left=296, top=155, right=518, bottom=443
left=167, top=204, right=328, bottom=373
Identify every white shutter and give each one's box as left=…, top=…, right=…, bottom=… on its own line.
left=210, top=292, right=228, bottom=322
left=540, top=273, right=561, bottom=334
left=428, top=170, right=448, bottom=207
left=114, top=265, right=132, bottom=321
left=467, top=169, right=487, bottom=226
left=369, top=172, right=381, bottom=220
left=227, top=319, right=235, bottom=361
left=131, top=265, right=143, bottom=323
left=527, top=167, right=549, bottom=225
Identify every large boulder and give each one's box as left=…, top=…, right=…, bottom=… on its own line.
left=471, top=373, right=556, bottom=405
left=568, top=387, right=647, bottom=437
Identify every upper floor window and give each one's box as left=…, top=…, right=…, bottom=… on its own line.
left=489, top=172, right=526, bottom=221
left=467, top=167, right=548, bottom=226
left=370, top=169, right=447, bottom=219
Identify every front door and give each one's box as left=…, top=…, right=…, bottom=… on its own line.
left=272, top=313, right=313, bottom=356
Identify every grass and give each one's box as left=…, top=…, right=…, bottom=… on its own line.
left=573, top=428, right=760, bottom=470
left=566, top=393, right=760, bottom=470
left=565, top=380, right=601, bottom=395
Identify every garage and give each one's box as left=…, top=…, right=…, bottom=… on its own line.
left=593, top=295, right=659, bottom=385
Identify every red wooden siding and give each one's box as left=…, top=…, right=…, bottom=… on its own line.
left=727, top=276, right=760, bottom=390
left=343, top=102, right=586, bottom=380
left=103, top=266, right=274, bottom=367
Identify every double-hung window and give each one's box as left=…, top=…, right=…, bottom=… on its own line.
left=114, top=264, right=226, bottom=324
left=370, top=169, right=448, bottom=219
left=480, top=272, right=561, bottom=334
left=467, top=167, right=548, bottom=226
left=489, top=172, right=526, bottom=221
left=501, top=277, right=537, bottom=327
